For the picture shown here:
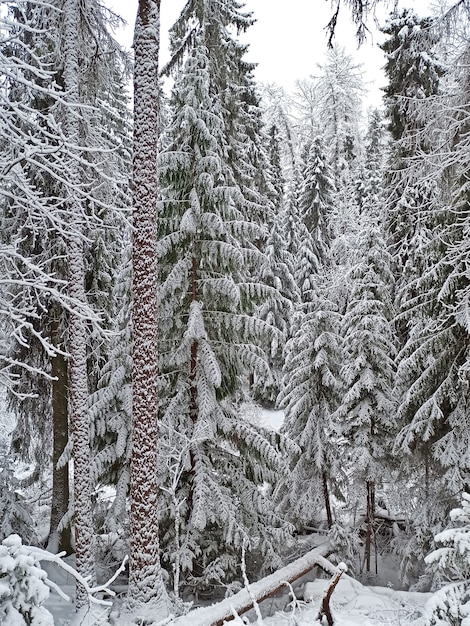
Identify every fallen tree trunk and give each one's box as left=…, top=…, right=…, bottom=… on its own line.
left=171, top=542, right=334, bottom=626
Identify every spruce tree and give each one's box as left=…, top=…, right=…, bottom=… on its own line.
left=156, top=0, right=294, bottom=592
left=276, top=278, right=342, bottom=531
left=380, top=8, right=470, bottom=583
left=334, top=224, right=397, bottom=574
left=380, top=8, right=443, bottom=272
left=0, top=0, right=132, bottom=600
left=254, top=214, right=298, bottom=406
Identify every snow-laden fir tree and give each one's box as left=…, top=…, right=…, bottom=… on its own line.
left=251, top=109, right=297, bottom=405
left=299, top=136, right=333, bottom=245
left=273, top=128, right=341, bottom=533
left=282, top=166, right=303, bottom=263
left=314, top=46, right=363, bottom=191
left=358, top=109, right=387, bottom=219
left=259, top=83, right=297, bottom=176
left=380, top=8, right=443, bottom=274
left=156, top=0, right=295, bottom=593
left=423, top=492, right=470, bottom=625
left=253, top=212, right=298, bottom=406
left=276, top=276, right=343, bottom=532
left=289, top=137, right=334, bottom=316
left=384, top=8, right=470, bottom=585
left=0, top=0, right=132, bottom=603
left=334, top=224, right=397, bottom=574
left=89, top=246, right=132, bottom=539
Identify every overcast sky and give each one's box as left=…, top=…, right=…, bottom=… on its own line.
left=106, top=1, right=434, bottom=107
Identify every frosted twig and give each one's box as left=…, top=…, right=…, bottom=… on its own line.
left=241, top=540, right=263, bottom=624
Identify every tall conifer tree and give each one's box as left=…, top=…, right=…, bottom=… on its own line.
left=156, top=0, right=293, bottom=592
left=128, top=0, right=169, bottom=615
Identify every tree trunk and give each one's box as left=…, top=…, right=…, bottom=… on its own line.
left=364, top=480, right=375, bottom=574
left=322, top=470, right=333, bottom=529
left=48, top=341, right=72, bottom=555
left=189, top=255, right=198, bottom=423
left=317, top=565, right=347, bottom=626
left=63, top=0, right=95, bottom=607
left=129, top=0, right=169, bottom=613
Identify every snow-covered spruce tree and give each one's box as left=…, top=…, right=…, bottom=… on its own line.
left=314, top=46, right=363, bottom=192
left=298, top=135, right=333, bottom=248
left=385, top=10, right=470, bottom=586
left=265, top=122, right=286, bottom=206
left=89, top=248, right=132, bottom=539
left=61, top=0, right=97, bottom=605
left=259, top=83, right=297, bottom=177
left=380, top=8, right=443, bottom=279
left=156, top=0, right=295, bottom=593
left=423, top=492, right=470, bottom=625
left=358, top=109, right=387, bottom=220
left=379, top=9, right=444, bottom=578
left=288, top=137, right=334, bottom=316
left=282, top=166, right=303, bottom=263
left=273, top=130, right=340, bottom=532
left=0, top=0, right=75, bottom=552
left=253, top=212, right=298, bottom=406
left=62, top=6, right=131, bottom=596
left=128, top=0, right=170, bottom=615
left=334, top=224, right=397, bottom=575
left=276, top=276, right=342, bottom=532
left=251, top=109, right=297, bottom=405
left=0, top=0, right=131, bottom=562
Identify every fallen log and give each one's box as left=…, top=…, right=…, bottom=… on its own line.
left=171, top=542, right=334, bottom=626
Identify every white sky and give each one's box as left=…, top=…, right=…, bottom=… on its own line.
left=106, top=0, right=434, bottom=108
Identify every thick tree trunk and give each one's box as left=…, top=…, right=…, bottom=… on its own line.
left=129, top=0, right=168, bottom=613
left=63, top=0, right=95, bottom=607
left=48, top=343, right=72, bottom=555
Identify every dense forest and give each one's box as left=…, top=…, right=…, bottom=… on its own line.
left=2, top=0, right=470, bottom=624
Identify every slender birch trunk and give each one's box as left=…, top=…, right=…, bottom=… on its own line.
left=129, top=0, right=168, bottom=612
left=63, top=0, right=95, bottom=608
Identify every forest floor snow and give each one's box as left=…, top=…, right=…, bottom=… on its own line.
left=43, top=573, right=432, bottom=626
left=43, top=406, right=434, bottom=625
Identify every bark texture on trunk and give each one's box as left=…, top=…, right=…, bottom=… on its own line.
left=63, top=0, right=95, bottom=607
left=129, top=0, right=168, bottom=613
left=48, top=344, right=72, bottom=555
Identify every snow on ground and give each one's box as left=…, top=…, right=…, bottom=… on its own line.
left=42, top=562, right=432, bottom=626
left=43, top=582, right=432, bottom=626
left=41, top=406, right=433, bottom=625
